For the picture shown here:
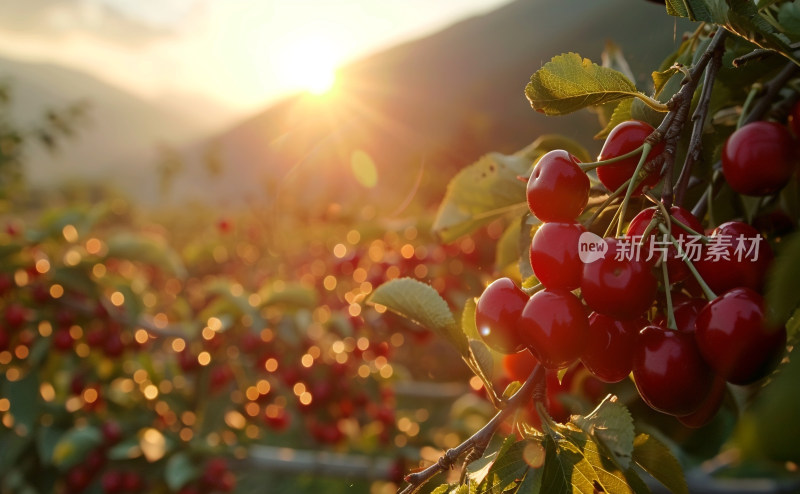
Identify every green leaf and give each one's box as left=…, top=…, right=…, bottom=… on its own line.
left=495, top=219, right=522, bottom=273
left=469, top=339, right=496, bottom=386
left=594, top=99, right=633, bottom=140
left=105, top=232, right=187, bottom=278
left=478, top=439, right=533, bottom=493
left=733, top=347, right=800, bottom=462
left=37, top=426, right=64, bottom=465
left=432, top=152, right=529, bottom=243
left=651, top=66, right=681, bottom=98
left=3, top=372, right=39, bottom=433
left=766, top=232, right=800, bottom=326
left=573, top=395, right=635, bottom=469
left=779, top=1, right=800, bottom=34
left=517, top=134, right=593, bottom=164
left=516, top=463, right=543, bottom=493
left=165, top=452, right=198, bottom=491
left=52, top=426, right=103, bottom=471
left=368, top=278, right=466, bottom=356
left=557, top=425, right=638, bottom=494
left=540, top=432, right=598, bottom=494
left=632, top=433, right=688, bottom=494
left=525, top=53, right=666, bottom=116
left=462, top=296, right=480, bottom=341
left=468, top=435, right=515, bottom=486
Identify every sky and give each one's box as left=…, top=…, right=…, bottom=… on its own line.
left=0, top=0, right=514, bottom=116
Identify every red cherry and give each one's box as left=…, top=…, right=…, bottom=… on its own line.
left=652, top=297, right=706, bottom=333
left=526, top=149, right=590, bottom=222
left=632, top=325, right=715, bottom=416
left=103, top=332, right=125, bottom=357
left=722, top=121, right=798, bottom=196
left=529, top=222, right=586, bottom=290
left=626, top=205, right=704, bottom=283
left=597, top=120, right=665, bottom=195
left=501, top=349, right=539, bottom=382
left=581, top=313, right=641, bottom=383
left=581, top=238, right=657, bottom=320
left=0, top=327, right=9, bottom=351
left=4, top=302, right=28, bottom=329
left=694, top=221, right=774, bottom=294
left=53, top=329, right=74, bottom=352
left=694, top=288, right=786, bottom=385
left=519, top=289, right=588, bottom=370
left=475, top=277, right=528, bottom=354
left=101, top=471, right=124, bottom=494
left=677, top=375, right=726, bottom=429
left=65, top=466, right=92, bottom=492
left=121, top=471, right=143, bottom=492
left=101, top=420, right=123, bottom=446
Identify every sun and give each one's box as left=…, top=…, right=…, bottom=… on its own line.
left=276, top=36, right=340, bottom=95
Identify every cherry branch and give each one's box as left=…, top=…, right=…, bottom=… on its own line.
left=674, top=31, right=726, bottom=206
left=655, top=29, right=728, bottom=209
left=398, top=364, right=544, bottom=494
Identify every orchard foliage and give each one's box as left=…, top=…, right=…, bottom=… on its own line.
left=373, top=2, right=800, bottom=493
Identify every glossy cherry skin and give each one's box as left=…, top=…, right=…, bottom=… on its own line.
left=475, top=277, right=528, bottom=354
left=519, top=289, right=588, bottom=370
left=632, top=325, right=716, bottom=416
left=502, top=349, right=539, bottom=382
left=626, top=205, right=704, bottom=283
left=581, top=237, right=657, bottom=320
left=694, top=288, right=786, bottom=385
left=677, top=375, right=726, bottom=429
left=652, top=297, right=707, bottom=333
left=695, top=221, right=774, bottom=294
left=530, top=222, right=586, bottom=290
left=722, top=121, right=798, bottom=196
left=526, top=149, right=590, bottom=222
left=597, top=120, right=665, bottom=195
left=581, top=313, right=642, bottom=383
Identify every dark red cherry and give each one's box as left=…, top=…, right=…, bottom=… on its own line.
left=722, top=121, right=798, bottom=196
left=581, top=313, right=641, bottom=383
left=526, top=149, right=590, bottom=222
left=632, top=325, right=715, bottom=416
left=519, top=289, right=588, bottom=370
left=694, top=221, right=774, bottom=294
left=677, top=375, right=726, bottom=429
left=597, top=120, right=665, bottom=195
left=694, top=288, right=786, bottom=385
left=529, top=222, right=586, bottom=290
left=475, top=277, right=528, bottom=354
left=581, top=237, right=657, bottom=320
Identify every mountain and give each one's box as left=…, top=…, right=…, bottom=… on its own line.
left=173, top=0, right=690, bottom=212
left=0, top=56, right=222, bottom=197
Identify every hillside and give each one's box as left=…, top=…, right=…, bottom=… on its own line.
left=0, top=56, right=219, bottom=197
left=173, top=0, right=689, bottom=212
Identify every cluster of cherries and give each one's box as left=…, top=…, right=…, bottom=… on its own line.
left=476, top=118, right=793, bottom=427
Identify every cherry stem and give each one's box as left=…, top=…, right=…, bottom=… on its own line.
left=399, top=364, right=544, bottom=494
left=522, top=282, right=545, bottom=297
left=661, top=260, right=677, bottom=331
left=616, top=143, right=652, bottom=237
left=669, top=215, right=710, bottom=244
left=579, top=145, right=645, bottom=172
left=657, top=224, right=717, bottom=301
left=582, top=180, right=631, bottom=230
left=737, top=84, right=762, bottom=130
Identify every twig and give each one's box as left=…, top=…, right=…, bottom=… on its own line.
left=399, top=364, right=544, bottom=494
left=741, top=62, right=800, bottom=126
left=675, top=31, right=726, bottom=206
left=732, top=42, right=800, bottom=67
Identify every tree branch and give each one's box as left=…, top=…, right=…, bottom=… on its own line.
left=398, top=364, right=544, bottom=494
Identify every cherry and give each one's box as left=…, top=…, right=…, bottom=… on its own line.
left=4, top=302, right=28, bottom=329
left=501, top=349, right=539, bottom=382
left=101, top=420, right=123, bottom=446
left=626, top=205, right=704, bottom=283
left=677, top=375, right=726, bottom=429
left=652, top=297, right=706, bottom=333
left=581, top=237, right=657, bottom=320
left=65, top=465, right=92, bottom=492
left=121, top=471, right=143, bottom=492
left=632, top=325, right=715, bottom=416
left=694, top=221, right=774, bottom=294
left=53, top=329, right=74, bottom=352
left=529, top=222, right=586, bottom=290
left=581, top=313, right=641, bottom=383
left=694, top=288, right=786, bottom=385
left=519, top=289, right=588, bottom=370
left=722, top=121, right=798, bottom=196
left=101, top=471, right=124, bottom=494
left=0, top=327, right=8, bottom=351
left=526, top=149, right=590, bottom=222
left=597, top=120, right=665, bottom=195
left=475, top=277, right=528, bottom=354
